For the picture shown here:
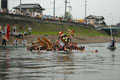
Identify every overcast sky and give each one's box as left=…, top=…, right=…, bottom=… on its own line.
left=8, top=0, right=120, bottom=25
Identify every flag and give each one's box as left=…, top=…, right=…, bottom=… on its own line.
left=7, top=24, right=10, bottom=39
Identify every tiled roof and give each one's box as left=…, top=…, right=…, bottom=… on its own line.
left=85, top=15, right=104, bottom=20
left=13, top=4, right=45, bottom=10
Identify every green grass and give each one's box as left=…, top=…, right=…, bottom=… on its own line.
left=30, top=23, right=107, bottom=36
left=0, top=19, right=108, bottom=36
left=116, top=33, right=120, bottom=37
left=32, top=31, right=58, bottom=35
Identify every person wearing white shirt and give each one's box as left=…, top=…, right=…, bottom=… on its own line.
left=0, top=25, right=1, bottom=30
left=13, top=26, right=16, bottom=32
left=28, top=27, right=32, bottom=35
left=4, top=26, right=7, bottom=34
left=13, top=39, right=18, bottom=46
left=22, top=39, right=27, bottom=45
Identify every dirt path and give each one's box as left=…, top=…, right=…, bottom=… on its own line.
left=1, top=35, right=120, bottom=45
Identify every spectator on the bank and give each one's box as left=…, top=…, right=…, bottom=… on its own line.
left=0, top=25, right=2, bottom=35
left=0, top=25, right=1, bottom=30
left=8, top=10, right=13, bottom=14
left=13, top=25, right=16, bottom=32
left=28, top=27, right=32, bottom=35
left=14, top=32, right=23, bottom=38
left=0, top=9, right=3, bottom=13
left=24, top=31, right=27, bottom=36
left=12, top=10, right=16, bottom=14
left=19, top=26, right=22, bottom=30
left=0, top=31, right=2, bottom=36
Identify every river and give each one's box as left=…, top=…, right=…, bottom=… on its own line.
left=0, top=43, right=120, bottom=80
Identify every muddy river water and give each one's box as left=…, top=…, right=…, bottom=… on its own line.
left=0, top=43, right=120, bottom=80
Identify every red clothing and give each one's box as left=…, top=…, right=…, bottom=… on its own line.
left=58, top=31, right=63, bottom=35
left=75, top=44, right=77, bottom=48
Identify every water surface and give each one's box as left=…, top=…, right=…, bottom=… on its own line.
left=0, top=43, right=120, bottom=80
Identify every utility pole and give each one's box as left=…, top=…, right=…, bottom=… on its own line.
left=0, top=0, right=1, bottom=9
left=65, top=0, right=70, bottom=19
left=20, top=0, right=22, bottom=13
left=85, top=0, right=87, bottom=18
left=53, top=0, right=55, bottom=17
left=7, top=0, right=9, bottom=10
left=65, top=0, right=67, bottom=19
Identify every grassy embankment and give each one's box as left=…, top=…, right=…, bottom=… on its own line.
left=0, top=19, right=107, bottom=36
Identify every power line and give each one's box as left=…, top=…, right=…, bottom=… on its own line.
left=45, top=7, right=64, bottom=10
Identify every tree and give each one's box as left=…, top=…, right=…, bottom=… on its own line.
left=64, top=12, right=73, bottom=20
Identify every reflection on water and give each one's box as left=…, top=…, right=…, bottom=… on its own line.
left=0, top=43, right=120, bottom=80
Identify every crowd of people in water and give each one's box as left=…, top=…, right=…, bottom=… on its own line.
left=0, top=24, right=98, bottom=53
left=0, top=25, right=32, bottom=37
left=27, top=31, right=98, bottom=53
left=27, top=39, right=98, bottom=53
left=0, top=25, right=30, bottom=47
left=27, top=41, right=85, bottom=52
left=1, top=35, right=27, bottom=47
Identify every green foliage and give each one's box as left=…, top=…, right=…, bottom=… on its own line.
left=65, top=12, right=73, bottom=20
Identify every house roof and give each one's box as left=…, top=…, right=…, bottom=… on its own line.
left=116, top=23, right=120, bottom=27
left=13, top=4, right=45, bottom=10
left=95, top=21, right=106, bottom=25
left=85, top=15, right=104, bottom=20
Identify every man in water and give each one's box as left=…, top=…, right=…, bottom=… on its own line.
left=13, top=39, right=18, bottom=46
left=111, top=39, right=116, bottom=47
left=110, top=37, right=116, bottom=47
left=2, top=35, right=7, bottom=48
left=13, top=25, right=16, bottom=32
left=22, top=39, right=27, bottom=45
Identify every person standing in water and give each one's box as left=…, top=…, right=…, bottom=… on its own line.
left=13, top=25, right=16, bottom=32
left=109, top=36, right=116, bottom=47
left=2, top=35, right=7, bottom=48
left=22, top=39, right=27, bottom=45
left=13, top=39, right=18, bottom=46
left=111, top=37, right=116, bottom=47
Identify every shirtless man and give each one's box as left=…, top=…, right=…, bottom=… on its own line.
left=2, top=35, right=7, bottom=47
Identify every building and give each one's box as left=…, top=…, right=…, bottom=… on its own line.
left=0, top=0, right=8, bottom=9
left=116, top=23, right=120, bottom=27
left=13, top=4, right=45, bottom=15
left=85, top=15, right=106, bottom=27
